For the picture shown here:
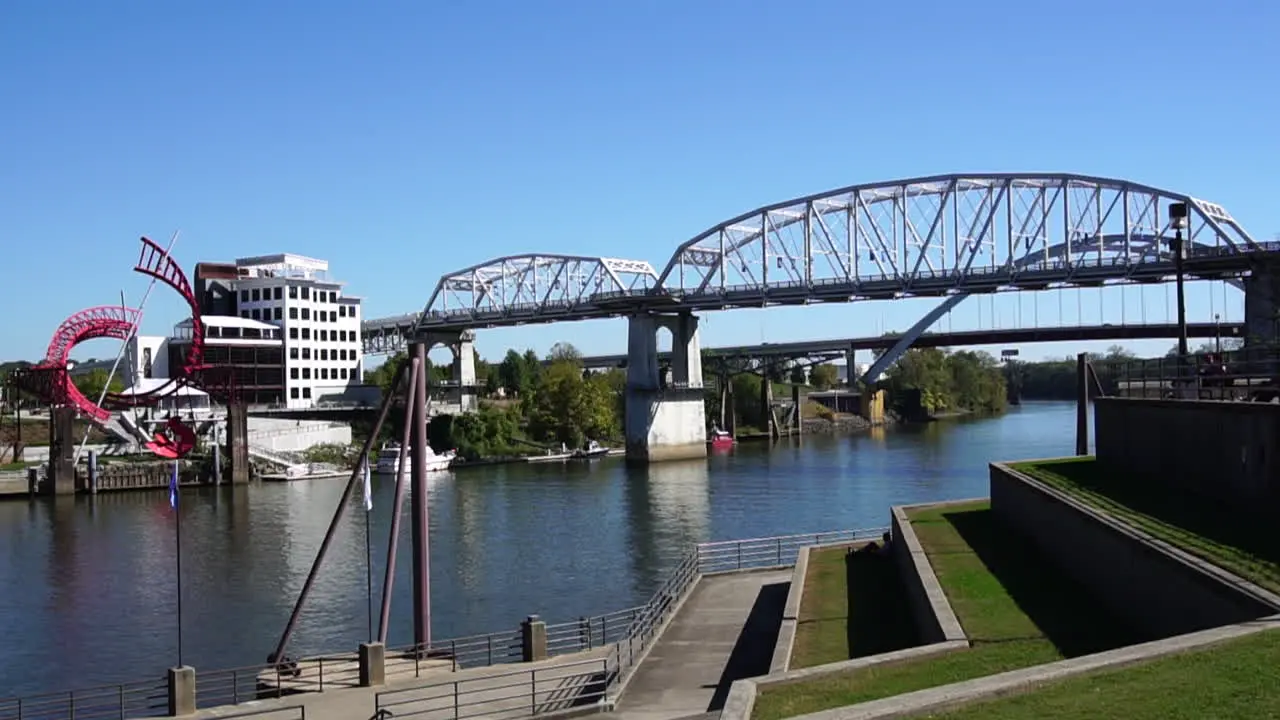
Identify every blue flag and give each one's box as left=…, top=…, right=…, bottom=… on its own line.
left=169, top=460, right=179, bottom=510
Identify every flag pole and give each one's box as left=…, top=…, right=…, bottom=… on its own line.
left=364, top=456, right=374, bottom=642
left=172, top=459, right=185, bottom=667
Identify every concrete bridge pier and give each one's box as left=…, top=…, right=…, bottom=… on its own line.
left=421, top=329, right=479, bottom=412
left=625, top=312, right=707, bottom=463
left=47, top=407, right=76, bottom=495
left=1244, top=257, right=1280, bottom=379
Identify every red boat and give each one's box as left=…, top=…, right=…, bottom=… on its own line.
left=708, top=429, right=736, bottom=451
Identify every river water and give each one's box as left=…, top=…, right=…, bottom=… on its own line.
left=0, top=401, right=1089, bottom=697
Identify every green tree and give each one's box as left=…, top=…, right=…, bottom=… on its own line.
left=498, top=349, right=532, bottom=397
left=73, top=368, right=124, bottom=402
left=526, top=350, right=619, bottom=447
left=810, top=364, right=839, bottom=390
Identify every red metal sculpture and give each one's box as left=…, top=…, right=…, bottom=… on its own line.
left=6, top=237, right=232, bottom=459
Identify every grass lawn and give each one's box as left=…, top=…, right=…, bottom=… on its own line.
left=1013, top=457, right=1280, bottom=595
left=926, top=628, right=1280, bottom=719
left=752, top=501, right=1145, bottom=720
left=789, top=545, right=919, bottom=669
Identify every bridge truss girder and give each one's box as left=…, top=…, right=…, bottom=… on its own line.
left=416, top=254, right=658, bottom=331
left=656, top=173, right=1257, bottom=300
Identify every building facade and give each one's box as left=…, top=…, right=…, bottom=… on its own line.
left=199, top=254, right=364, bottom=408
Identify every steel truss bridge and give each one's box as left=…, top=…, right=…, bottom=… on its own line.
left=569, top=322, right=1245, bottom=370
left=363, top=173, right=1275, bottom=357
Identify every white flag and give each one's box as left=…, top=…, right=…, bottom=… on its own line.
left=362, top=458, right=373, bottom=512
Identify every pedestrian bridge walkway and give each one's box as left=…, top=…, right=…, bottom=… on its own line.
left=613, top=570, right=793, bottom=720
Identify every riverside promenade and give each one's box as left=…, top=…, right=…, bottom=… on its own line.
left=3, top=528, right=883, bottom=720
left=612, top=569, right=792, bottom=720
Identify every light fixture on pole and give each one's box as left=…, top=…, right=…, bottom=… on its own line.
left=1168, top=202, right=1190, bottom=359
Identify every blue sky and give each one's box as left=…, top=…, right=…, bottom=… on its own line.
left=2, top=0, right=1275, bottom=367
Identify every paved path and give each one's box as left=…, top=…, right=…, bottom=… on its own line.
left=187, top=648, right=613, bottom=720
left=615, top=570, right=792, bottom=720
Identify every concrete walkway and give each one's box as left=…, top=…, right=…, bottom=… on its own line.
left=188, top=647, right=613, bottom=720
left=615, top=570, right=792, bottom=720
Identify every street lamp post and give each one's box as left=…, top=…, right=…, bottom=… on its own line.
left=1169, top=203, right=1190, bottom=368
left=1214, top=313, right=1222, bottom=354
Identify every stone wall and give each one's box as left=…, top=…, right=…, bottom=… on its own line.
left=1094, top=397, right=1280, bottom=514
left=990, top=462, right=1279, bottom=639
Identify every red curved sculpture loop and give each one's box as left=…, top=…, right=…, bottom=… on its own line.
left=5, top=236, right=232, bottom=459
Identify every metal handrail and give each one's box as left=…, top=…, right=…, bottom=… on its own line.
left=0, top=676, right=169, bottom=720
left=374, top=657, right=612, bottom=720
left=1096, top=346, right=1280, bottom=401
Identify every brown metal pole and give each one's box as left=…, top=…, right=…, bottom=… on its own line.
left=269, top=357, right=407, bottom=666
left=378, top=357, right=421, bottom=644
left=411, top=341, right=432, bottom=652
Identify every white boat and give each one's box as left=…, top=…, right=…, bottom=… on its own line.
left=571, top=440, right=610, bottom=460
left=374, top=443, right=456, bottom=474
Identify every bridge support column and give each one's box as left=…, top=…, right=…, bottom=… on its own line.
left=47, top=406, right=75, bottom=495
left=225, top=402, right=250, bottom=484
left=421, top=330, right=479, bottom=413
left=625, top=313, right=707, bottom=463
left=1245, top=257, right=1280, bottom=346
left=1243, top=257, right=1280, bottom=380
left=759, top=373, right=775, bottom=439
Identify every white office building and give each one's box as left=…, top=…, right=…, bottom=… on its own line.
left=222, top=254, right=364, bottom=408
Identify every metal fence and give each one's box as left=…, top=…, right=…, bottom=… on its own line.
left=375, top=657, right=612, bottom=720
left=0, top=676, right=169, bottom=720
left=386, top=627, right=525, bottom=679
left=195, top=653, right=361, bottom=708
left=695, top=528, right=887, bottom=574
left=1097, top=345, right=1280, bottom=402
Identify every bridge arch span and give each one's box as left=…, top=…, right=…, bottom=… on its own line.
left=417, top=253, right=659, bottom=329
left=655, top=172, right=1257, bottom=298
left=858, top=231, right=1246, bottom=384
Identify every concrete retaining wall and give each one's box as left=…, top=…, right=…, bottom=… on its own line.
left=890, top=504, right=967, bottom=645
left=990, top=462, right=1280, bottom=639
left=1094, top=397, right=1280, bottom=514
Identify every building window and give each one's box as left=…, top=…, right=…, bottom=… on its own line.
left=341, top=368, right=348, bottom=379
left=290, top=368, right=299, bottom=379
left=321, top=368, right=329, bottom=380
left=301, top=287, right=310, bottom=300
left=252, top=288, right=261, bottom=302
left=290, top=347, right=299, bottom=359
left=251, top=309, right=261, bottom=320
left=289, top=286, right=298, bottom=299
left=338, top=330, right=346, bottom=341
left=339, top=349, right=347, bottom=361
left=349, top=307, right=357, bottom=320
left=302, top=387, right=312, bottom=399
left=240, top=310, right=249, bottom=318
left=240, top=290, right=249, bottom=302
left=289, top=307, right=298, bottom=320
left=273, top=287, right=282, bottom=300
left=317, top=349, right=326, bottom=361
left=291, top=388, right=300, bottom=399
left=302, top=328, right=311, bottom=340
left=339, top=306, right=346, bottom=318
left=303, top=368, right=311, bottom=380
left=302, top=348, right=312, bottom=360
left=273, top=307, right=282, bottom=320
left=300, top=308, right=310, bottom=320
left=289, top=328, right=298, bottom=340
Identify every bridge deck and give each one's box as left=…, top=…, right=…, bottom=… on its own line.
left=615, top=569, right=791, bottom=720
